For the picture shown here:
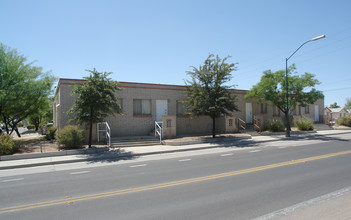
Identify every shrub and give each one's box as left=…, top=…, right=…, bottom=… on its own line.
left=57, top=126, right=84, bottom=149
left=27, top=125, right=35, bottom=130
left=267, top=119, right=285, bottom=132
left=0, top=135, right=16, bottom=156
left=337, top=116, right=351, bottom=127
left=296, top=118, right=314, bottom=131
left=45, top=127, right=57, bottom=141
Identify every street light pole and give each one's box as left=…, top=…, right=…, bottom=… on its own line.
left=285, top=35, right=325, bottom=137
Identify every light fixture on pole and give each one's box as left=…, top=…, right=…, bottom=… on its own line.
left=285, top=35, right=325, bottom=137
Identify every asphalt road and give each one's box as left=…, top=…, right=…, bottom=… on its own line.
left=1, top=133, right=351, bottom=219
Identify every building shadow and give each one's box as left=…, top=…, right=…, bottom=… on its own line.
left=79, top=148, right=139, bottom=164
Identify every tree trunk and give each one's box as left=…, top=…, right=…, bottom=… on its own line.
left=212, top=116, right=216, bottom=138
left=14, top=127, right=21, bottom=138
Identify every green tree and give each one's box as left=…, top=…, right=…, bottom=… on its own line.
left=329, top=102, right=340, bottom=108
left=245, top=64, right=323, bottom=126
left=68, top=69, right=122, bottom=148
left=184, top=54, right=239, bottom=138
left=28, top=97, right=52, bottom=131
left=345, top=98, right=351, bottom=111
left=0, top=43, right=55, bottom=137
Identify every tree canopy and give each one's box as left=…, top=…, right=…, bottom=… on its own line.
left=68, top=69, right=122, bottom=148
left=0, top=43, right=55, bottom=136
left=184, top=54, right=239, bottom=138
left=29, top=97, right=53, bottom=131
left=329, top=102, right=341, bottom=108
left=245, top=64, right=323, bottom=119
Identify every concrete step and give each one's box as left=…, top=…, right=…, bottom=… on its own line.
left=111, top=136, right=161, bottom=148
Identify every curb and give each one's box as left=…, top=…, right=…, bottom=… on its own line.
left=0, top=147, right=109, bottom=161
left=0, top=145, right=224, bottom=170
left=164, top=135, right=252, bottom=146
left=1, top=130, right=351, bottom=170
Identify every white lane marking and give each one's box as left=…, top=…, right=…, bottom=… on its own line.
left=178, top=159, right=192, bottom=162
left=130, top=164, right=147, bottom=168
left=250, top=150, right=261, bottom=153
left=279, top=146, right=288, bottom=149
left=253, top=186, right=351, bottom=220
left=220, top=153, right=233, bottom=156
left=2, top=178, right=24, bottom=182
left=70, top=171, right=91, bottom=175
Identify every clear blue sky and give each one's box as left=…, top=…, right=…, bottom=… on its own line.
left=1, top=0, right=351, bottom=107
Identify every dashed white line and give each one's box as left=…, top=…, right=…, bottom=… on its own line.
left=220, top=153, right=233, bottom=157
left=70, top=171, right=91, bottom=175
left=2, top=178, right=24, bottom=182
left=279, top=146, right=288, bottom=149
left=178, top=159, right=192, bottom=162
left=250, top=150, right=261, bottom=153
left=130, top=164, right=147, bottom=168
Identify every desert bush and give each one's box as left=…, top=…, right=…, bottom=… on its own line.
left=296, top=118, right=314, bottom=131
left=0, top=135, right=17, bottom=155
left=57, top=125, right=84, bottom=149
left=267, top=119, right=285, bottom=132
left=45, top=127, right=57, bottom=141
left=26, top=125, right=35, bottom=130
left=336, top=116, right=351, bottom=127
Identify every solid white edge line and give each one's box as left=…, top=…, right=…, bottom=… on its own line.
left=70, top=171, right=91, bottom=175
left=2, top=178, right=24, bottom=182
left=130, top=164, right=147, bottom=168
left=253, top=186, right=351, bottom=220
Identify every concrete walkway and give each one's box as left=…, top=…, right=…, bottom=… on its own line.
left=1, top=129, right=351, bottom=170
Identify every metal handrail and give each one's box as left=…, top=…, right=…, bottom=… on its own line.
left=97, top=122, right=111, bottom=147
left=253, top=115, right=262, bottom=133
left=155, top=121, right=163, bottom=144
left=105, top=122, right=111, bottom=147
left=236, top=118, right=246, bottom=133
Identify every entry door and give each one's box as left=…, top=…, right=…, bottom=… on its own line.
left=156, top=100, right=168, bottom=122
left=246, top=103, right=253, bottom=124
left=315, top=105, right=319, bottom=122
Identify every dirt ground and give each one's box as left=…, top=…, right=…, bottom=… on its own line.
left=12, top=131, right=107, bottom=154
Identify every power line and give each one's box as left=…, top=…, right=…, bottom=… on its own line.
left=322, top=87, right=351, bottom=92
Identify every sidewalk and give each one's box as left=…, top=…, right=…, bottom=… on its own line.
left=1, top=129, right=351, bottom=170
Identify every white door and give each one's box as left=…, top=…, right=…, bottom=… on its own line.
left=315, top=105, right=319, bottom=122
left=246, top=103, right=253, bottom=124
left=156, top=100, right=168, bottom=122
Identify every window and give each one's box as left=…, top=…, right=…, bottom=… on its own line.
left=229, top=119, right=234, bottom=127
left=177, top=101, right=187, bottom=115
left=305, top=105, right=310, bottom=114
left=133, top=99, right=151, bottom=115
left=273, top=106, right=280, bottom=116
left=260, top=103, right=267, bottom=113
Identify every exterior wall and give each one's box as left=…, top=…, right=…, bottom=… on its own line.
left=325, top=108, right=348, bottom=121
left=54, top=78, right=325, bottom=138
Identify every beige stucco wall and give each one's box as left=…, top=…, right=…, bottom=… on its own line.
left=54, top=78, right=325, bottom=138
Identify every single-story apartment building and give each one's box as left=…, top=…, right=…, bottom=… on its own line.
left=53, top=78, right=324, bottom=141
left=324, top=107, right=349, bottom=122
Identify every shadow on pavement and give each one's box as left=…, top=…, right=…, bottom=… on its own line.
left=81, top=148, right=139, bottom=164
left=212, top=132, right=350, bottom=148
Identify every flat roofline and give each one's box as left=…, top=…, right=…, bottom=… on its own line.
left=57, top=78, right=249, bottom=93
